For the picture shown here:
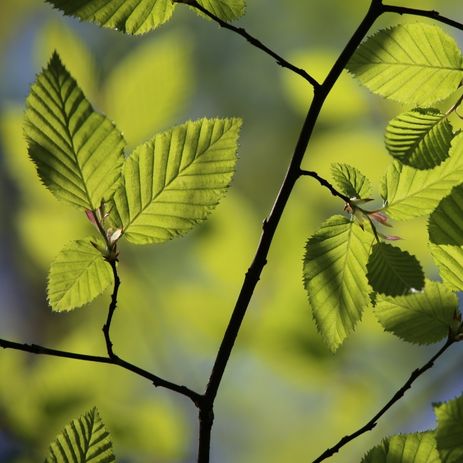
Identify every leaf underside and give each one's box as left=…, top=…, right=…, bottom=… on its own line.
left=45, top=407, right=115, bottom=463
left=367, top=243, right=424, bottom=296
left=435, top=394, right=463, bottom=463
left=303, top=215, right=373, bottom=352
left=347, top=23, right=463, bottom=105
left=48, top=238, right=113, bottom=311
left=25, top=51, right=125, bottom=210
left=331, top=163, right=371, bottom=199
left=195, top=0, right=246, bottom=21
left=385, top=108, right=453, bottom=170
left=110, top=117, right=241, bottom=244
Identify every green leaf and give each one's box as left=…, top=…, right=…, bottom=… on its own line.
left=303, top=215, right=373, bottom=352
left=45, top=407, right=115, bottom=463
left=381, top=132, right=463, bottom=220
left=45, top=0, right=175, bottom=35
left=367, top=243, right=424, bottom=296
left=430, top=245, right=463, bottom=291
left=48, top=238, right=113, bottom=312
left=375, top=280, right=458, bottom=345
left=195, top=0, right=246, bottom=21
left=110, top=117, right=241, bottom=244
left=385, top=108, right=454, bottom=169
left=25, top=52, right=125, bottom=210
left=347, top=23, right=463, bottom=106
left=435, top=394, right=463, bottom=463
left=361, top=432, right=440, bottom=463
left=331, top=163, right=371, bottom=198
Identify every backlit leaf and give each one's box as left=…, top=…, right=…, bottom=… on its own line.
left=381, top=132, right=463, bottom=220
left=435, top=393, right=463, bottom=463
left=195, top=0, right=246, bottom=21
left=331, top=163, right=371, bottom=198
left=375, top=280, right=458, bottom=344
left=110, top=118, right=241, bottom=244
left=25, top=52, right=125, bottom=210
left=303, top=215, right=373, bottom=352
left=48, top=238, right=113, bottom=311
left=430, top=245, right=463, bottom=292
left=347, top=23, right=463, bottom=105
left=367, top=243, right=424, bottom=296
left=45, top=407, right=115, bottom=462
left=385, top=108, right=453, bottom=169
left=45, top=0, right=175, bottom=35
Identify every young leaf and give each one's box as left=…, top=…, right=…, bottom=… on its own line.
left=48, top=238, right=113, bottom=312
left=381, top=132, right=463, bottom=220
left=435, top=394, right=463, bottom=463
left=375, top=280, right=458, bottom=345
left=45, top=407, right=115, bottom=463
left=110, top=118, right=241, bottom=244
left=430, top=245, right=463, bottom=292
left=303, top=215, right=373, bottom=352
left=25, top=52, right=125, bottom=210
left=331, top=163, right=371, bottom=199
left=45, top=0, right=175, bottom=35
left=361, top=432, right=440, bottom=463
left=195, top=0, right=246, bottom=21
left=385, top=108, right=453, bottom=169
left=347, top=23, right=463, bottom=106
left=367, top=243, right=424, bottom=296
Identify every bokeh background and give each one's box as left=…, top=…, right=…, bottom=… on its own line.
left=1, top=0, right=462, bottom=462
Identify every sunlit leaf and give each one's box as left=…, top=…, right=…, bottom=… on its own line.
left=385, top=108, right=453, bottom=169
left=24, top=52, right=125, bottom=210
left=435, top=393, right=463, bottom=463
left=45, top=0, right=175, bottom=35
left=110, top=117, right=241, bottom=244
left=375, top=280, right=458, bottom=345
left=303, top=215, right=373, bottom=352
left=195, top=0, right=246, bottom=21
left=381, top=132, right=463, bottom=220
left=331, top=163, right=371, bottom=198
left=348, top=23, right=463, bottom=105
left=361, top=431, right=440, bottom=463
left=45, top=407, right=115, bottom=462
left=429, top=245, right=463, bottom=292
left=367, top=243, right=424, bottom=296
left=48, top=238, right=113, bottom=311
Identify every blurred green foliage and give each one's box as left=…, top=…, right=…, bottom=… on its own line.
left=0, top=0, right=462, bottom=462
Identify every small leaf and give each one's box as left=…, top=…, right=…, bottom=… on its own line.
left=361, top=432, right=440, bottom=463
left=385, top=108, right=454, bottom=169
left=195, top=0, right=246, bottom=21
left=429, top=245, right=463, bottom=292
left=45, top=0, right=175, bottom=35
left=110, top=118, right=241, bottom=244
left=381, top=132, right=463, bottom=220
left=303, top=215, right=373, bottom=352
left=375, top=280, right=458, bottom=345
left=48, top=238, right=113, bottom=311
left=25, top=52, right=125, bottom=210
left=435, top=393, right=463, bottom=463
left=331, top=163, right=371, bottom=198
left=367, top=243, right=424, bottom=296
left=347, top=23, right=463, bottom=105
left=45, top=407, right=115, bottom=463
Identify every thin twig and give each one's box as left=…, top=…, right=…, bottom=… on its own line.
left=173, top=0, right=319, bottom=88
left=0, top=337, right=202, bottom=404
left=102, top=259, right=120, bottom=357
left=299, top=170, right=351, bottom=203
left=312, top=338, right=455, bottom=463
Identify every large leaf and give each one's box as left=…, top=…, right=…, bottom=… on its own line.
left=347, top=23, right=463, bottom=105
left=367, top=243, right=424, bottom=296
left=25, top=52, right=125, bottom=210
left=381, top=132, right=463, bottom=220
left=45, top=0, right=175, bottom=35
left=303, top=215, right=373, bottom=352
left=435, top=394, right=463, bottom=463
left=361, top=432, right=440, bottom=463
left=45, top=407, right=115, bottom=463
left=331, top=163, right=371, bottom=199
left=385, top=108, right=453, bottom=169
left=110, top=118, right=241, bottom=244
left=195, top=0, right=246, bottom=21
left=48, top=238, right=113, bottom=311
left=375, top=280, right=458, bottom=345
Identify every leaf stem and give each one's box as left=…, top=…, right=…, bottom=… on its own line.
left=311, top=337, right=455, bottom=462
left=299, top=169, right=351, bottom=203
left=102, top=260, right=120, bottom=357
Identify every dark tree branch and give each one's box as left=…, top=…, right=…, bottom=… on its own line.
left=0, top=337, right=202, bottom=404
left=299, top=170, right=351, bottom=203
left=173, top=0, right=319, bottom=87
left=312, top=338, right=456, bottom=463
left=102, top=259, right=120, bottom=357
